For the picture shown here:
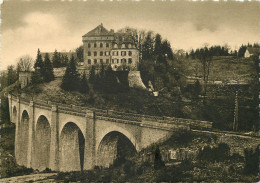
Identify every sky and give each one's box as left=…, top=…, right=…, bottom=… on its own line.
left=1, top=1, right=259, bottom=70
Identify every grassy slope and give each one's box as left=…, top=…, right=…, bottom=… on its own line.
left=184, top=56, right=254, bottom=83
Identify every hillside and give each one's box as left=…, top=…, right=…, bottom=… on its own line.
left=184, top=56, right=255, bottom=85
left=17, top=78, right=188, bottom=118
left=9, top=56, right=257, bottom=132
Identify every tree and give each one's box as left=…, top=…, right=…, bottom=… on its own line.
left=244, top=147, right=259, bottom=175
left=89, top=66, right=96, bottom=84
left=80, top=72, right=89, bottom=94
left=62, top=54, right=69, bottom=67
left=154, top=146, right=165, bottom=170
left=161, top=40, right=174, bottom=60
left=238, top=44, right=247, bottom=57
left=31, top=70, right=43, bottom=84
left=104, top=65, right=118, bottom=93
left=154, top=34, right=162, bottom=56
left=61, top=55, right=80, bottom=91
left=142, top=31, right=154, bottom=60
left=52, top=49, right=61, bottom=68
left=7, top=65, right=17, bottom=86
left=193, top=79, right=202, bottom=98
left=196, top=47, right=213, bottom=100
left=76, top=45, right=84, bottom=62
left=34, top=49, right=43, bottom=69
left=17, top=55, right=33, bottom=72
left=43, top=53, right=55, bottom=82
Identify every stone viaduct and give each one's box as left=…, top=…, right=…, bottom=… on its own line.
left=8, top=94, right=212, bottom=172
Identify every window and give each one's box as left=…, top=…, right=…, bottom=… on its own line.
left=112, top=59, right=114, bottom=64
left=106, top=43, right=109, bottom=48
left=94, top=59, right=97, bottom=64
left=113, top=51, right=118, bottom=56
left=128, top=51, right=132, bottom=56
left=121, top=51, right=126, bottom=56
left=106, top=59, right=109, bottom=64
left=88, top=51, right=91, bottom=56
left=122, top=59, right=126, bottom=63
left=122, top=44, right=125, bottom=48
left=117, top=59, right=119, bottom=64
left=88, top=59, right=91, bottom=64
left=100, top=51, right=103, bottom=56
left=94, top=43, right=97, bottom=48
left=128, top=58, right=132, bottom=64
left=105, top=51, right=110, bottom=56
left=100, top=43, right=103, bottom=48
left=100, top=59, right=103, bottom=64
left=88, top=43, right=91, bottom=48
left=94, top=52, right=97, bottom=56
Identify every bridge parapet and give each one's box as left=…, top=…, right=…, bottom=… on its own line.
left=9, top=93, right=213, bottom=130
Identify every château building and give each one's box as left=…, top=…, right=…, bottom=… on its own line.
left=82, top=24, right=139, bottom=71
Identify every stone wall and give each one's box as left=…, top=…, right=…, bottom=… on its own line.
left=53, top=67, right=66, bottom=78
left=128, top=71, right=146, bottom=89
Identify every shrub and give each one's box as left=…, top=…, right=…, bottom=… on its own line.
left=198, top=143, right=231, bottom=162
left=154, top=146, right=165, bottom=170
left=244, top=147, right=258, bottom=175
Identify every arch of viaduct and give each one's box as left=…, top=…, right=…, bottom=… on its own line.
left=8, top=94, right=212, bottom=172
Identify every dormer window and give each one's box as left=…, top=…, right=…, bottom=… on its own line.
left=122, top=44, right=125, bottom=48
left=114, top=44, right=118, bottom=49
left=128, top=44, right=132, bottom=48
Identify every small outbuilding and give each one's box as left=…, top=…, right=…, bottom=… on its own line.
left=244, top=47, right=259, bottom=58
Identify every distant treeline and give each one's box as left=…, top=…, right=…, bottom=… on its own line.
left=187, top=43, right=259, bottom=59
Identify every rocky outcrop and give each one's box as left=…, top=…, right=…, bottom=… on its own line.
left=128, top=71, right=146, bottom=89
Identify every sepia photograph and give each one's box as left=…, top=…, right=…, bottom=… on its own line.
left=0, top=0, right=259, bottom=182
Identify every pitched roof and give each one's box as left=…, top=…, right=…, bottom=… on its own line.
left=83, top=24, right=113, bottom=37
left=247, top=47, right=259, bottom=55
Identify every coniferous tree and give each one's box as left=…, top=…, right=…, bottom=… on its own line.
left=104, top=65, right=118, bottom=93
left=43, top=53, right=55, bottom=82
left=63, top=55, right=69, bottom=67
left=76, top=45, right=84, bottom=62
left=34, top=49, right=44, bottom=76
left=161, top=40, right=174, bottom=60
left=7, top=65, right=17, bottom=86
left=31, top=70, right=43, bottom=84
left=61, top=55, right=80, bottom=91
left=238, top=44, right=247, bottom=57
left=142, top=31, right=154, bottom=60
left=52, top=49, right=61, bottom=68
left=154, top=34, right=162, bottom=57
left=80, top=72, right=89, bottom=94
